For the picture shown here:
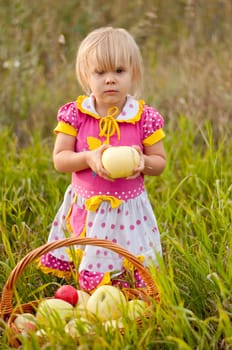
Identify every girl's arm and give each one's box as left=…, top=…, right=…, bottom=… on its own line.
left=131, top=141, right=166, bottom=178
left=143, top=140, right=166, bottom=176
left=53, top=132, right=112, bottom=179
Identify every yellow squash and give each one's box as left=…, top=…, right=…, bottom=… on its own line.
left=102, top=146, right=140, bottom=179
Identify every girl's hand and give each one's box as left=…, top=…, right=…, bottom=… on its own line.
left=86, top=144, right=114, bottom=181
left=126, top=145, right=144, bottom=179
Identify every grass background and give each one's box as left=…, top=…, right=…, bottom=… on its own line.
left=0, top=0, right=232, bottom=349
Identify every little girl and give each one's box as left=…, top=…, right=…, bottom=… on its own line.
left=39, top=27, right=166, bottom=292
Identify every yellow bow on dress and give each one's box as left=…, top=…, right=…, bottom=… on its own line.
left=85, top=195, right=123, bottom=212
left=99, top=106, right=121, bottom=144
left=87, top=106, right=121, bottom=150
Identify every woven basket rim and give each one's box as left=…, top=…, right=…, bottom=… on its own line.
left=0, top=237, right=160, bottom=320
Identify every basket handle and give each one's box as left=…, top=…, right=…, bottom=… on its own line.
left=0, top=237, right=160, bottom=317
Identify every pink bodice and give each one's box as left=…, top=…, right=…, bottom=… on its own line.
left=55, top=95, right=165, bottom=200
left=72, top=171, right=145, bottom=200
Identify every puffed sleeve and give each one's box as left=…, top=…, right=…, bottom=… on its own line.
left=54, top=102, right=78, bottom=137
left=142, top=105, right=165, bottom=146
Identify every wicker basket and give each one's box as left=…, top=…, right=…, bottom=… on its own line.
left=0, top=237, right=160, bottom=347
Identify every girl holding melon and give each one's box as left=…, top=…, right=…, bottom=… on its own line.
left=40, top=27, right=166, bottom=292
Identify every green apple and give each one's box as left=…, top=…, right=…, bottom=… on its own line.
left=36, top=298, right=74, bottom=328
left=74, top=290, right=91, bottom=319
left=127, top=299, right=149, bottom=320
left=64, top=318, right=93, bottom=338
left=14, top=313, right=37, bottom=334
left=102, top=318, right=124, bottom=331
left=86, top=285, right=127, bottom=321
left=76, top=290, right=90, bottom=307
left=35, top=328, right=47, bottom=339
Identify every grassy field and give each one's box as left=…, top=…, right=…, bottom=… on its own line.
left=1, top=1, right=232, bottom=349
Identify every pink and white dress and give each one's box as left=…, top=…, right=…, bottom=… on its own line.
left=39, top=94, right=165, bottom=292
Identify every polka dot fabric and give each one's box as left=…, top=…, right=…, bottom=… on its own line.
left=39, top=95, right=165, bottom=292
left=57, top=102, right=78, bottom=130
left=40, top=185, right=162, bottom=291
left=142, top=106, right=164, bottom=139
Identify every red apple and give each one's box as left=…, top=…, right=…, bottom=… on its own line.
left=54, top=285, right=78, bottom=306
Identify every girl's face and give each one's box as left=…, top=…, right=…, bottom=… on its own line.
left=87, top=57, right=132, bottom=115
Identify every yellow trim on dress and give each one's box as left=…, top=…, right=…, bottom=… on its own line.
left=65, top=194, right=76, bottom=234
left=85, top=195, right=123, bottom=212
left=89, top=272, right=111, bottom=294
left=54, top=121, right=77, bottom=136
left=123, top=255, right=145, bottom=271
left=65, top=209, right=74, bottom=234
left=117, top=98, right=145, bottom=125
left=65, top=194, right=87, bottom=238
left=76, top=95, right=101, bottom=119
left=123, top=98, right=144, bottom=125
left=66, top=248, right=84, bottom=264
left=76, top=95, right=145, bottom=124
left=142, top=128, right=165, bottom=146
left=38, top=261, right=72, bottom=278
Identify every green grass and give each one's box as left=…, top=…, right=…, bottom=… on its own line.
left=0, top=117, right=231, bottom=349
left=1, top=1, right=232, bottom=348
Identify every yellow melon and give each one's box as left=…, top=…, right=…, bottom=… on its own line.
left=102, top=146, right=140, bottom=179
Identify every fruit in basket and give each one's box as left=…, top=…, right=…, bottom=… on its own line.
left=101, top=146, right=140, bottom=178
left=127, top=299, right=149, bottom=320
left=102, top=318, right=124, bottom=331
left=54, top=285, right=78, bottom=306
left=14, top=313, right=37, bottom=334
left=65, top=317, right=93, bottom=338
left=86, top=285, right=127, bottom=321
left=36, top=298, right=74, bottom=327
left=35, top=328, right=47, bottom=340
left=76, top=290, right=90, bottom=307
left=74, top=290, right=91, bottom=318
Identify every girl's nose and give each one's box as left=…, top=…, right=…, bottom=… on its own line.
left=105, top=73, right=116, bottom=84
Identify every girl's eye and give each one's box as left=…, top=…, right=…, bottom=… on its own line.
left=116, top=68, right=124, bottom=73
left=95, top=70, right=105, bottom=75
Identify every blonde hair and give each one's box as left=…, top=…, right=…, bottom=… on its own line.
left=76, top=27, right=143, bottom=97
